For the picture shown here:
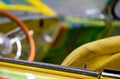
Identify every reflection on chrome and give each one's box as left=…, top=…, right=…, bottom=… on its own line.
left=14, top=40, right=22, bottom=60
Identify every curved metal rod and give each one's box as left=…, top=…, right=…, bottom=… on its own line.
left=14, top=40, right=22, bottom=59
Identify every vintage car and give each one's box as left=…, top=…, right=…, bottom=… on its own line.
left=0, top=0, right=120, bottom=79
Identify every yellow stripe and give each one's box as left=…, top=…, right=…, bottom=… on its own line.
left=0, top=62, right=97, bottom=79
left=28, top=0, right=56, bottom=16
left=0, top=0, right=56, bottom=16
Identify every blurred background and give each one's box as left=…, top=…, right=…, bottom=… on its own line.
left=0, top=0, right=120, bottom=65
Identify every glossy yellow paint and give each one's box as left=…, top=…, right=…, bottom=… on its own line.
left=0, top=61, right=98, bottom=79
